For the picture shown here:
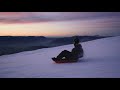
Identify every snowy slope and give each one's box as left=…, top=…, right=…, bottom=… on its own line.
left=0, top=36, right=120, bottom=78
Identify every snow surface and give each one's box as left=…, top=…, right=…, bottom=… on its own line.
left=0, top=36, right=120, bottom=78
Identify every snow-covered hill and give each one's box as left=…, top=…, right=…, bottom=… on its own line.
left=0, top=36, right=120, bottom=78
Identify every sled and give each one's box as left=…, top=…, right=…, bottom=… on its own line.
left=52, top=52, right=84, bottom=63
left=52, top=57, right=78, bottom=63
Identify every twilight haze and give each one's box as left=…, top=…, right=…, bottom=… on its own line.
left=0, top=12, right=120, bottom=37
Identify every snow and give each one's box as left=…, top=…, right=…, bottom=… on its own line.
left=0, top=36, right=120, bottom=78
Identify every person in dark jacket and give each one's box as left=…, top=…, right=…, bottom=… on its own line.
left=53, top=36, right=84, bottom=61
left=71, top=42, right=83, bottom=60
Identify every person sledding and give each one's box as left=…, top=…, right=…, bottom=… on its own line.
left=52, top=36, right=84, bottom=63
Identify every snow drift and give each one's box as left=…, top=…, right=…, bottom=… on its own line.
left=0, top=36, right=120, bottom=78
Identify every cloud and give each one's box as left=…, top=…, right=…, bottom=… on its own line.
left=0, top=12, right=120, bottom=24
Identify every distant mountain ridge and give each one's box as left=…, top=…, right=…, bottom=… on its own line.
left=0, top=36, right=46, bottom=42
left=49, top=35, right=109, bottom=46
left=0, top=35, right=110, bottom=45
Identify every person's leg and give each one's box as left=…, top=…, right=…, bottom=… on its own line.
left=57, top=50, right=71, bottom=59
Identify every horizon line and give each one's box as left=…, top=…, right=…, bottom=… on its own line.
left=0, top=35, right=113, bottom=37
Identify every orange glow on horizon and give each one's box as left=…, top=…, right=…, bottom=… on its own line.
left=0, top=20, right=85, bottom=36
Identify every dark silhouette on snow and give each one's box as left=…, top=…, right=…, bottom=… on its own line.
left=52, top=36, right=84, bottom=62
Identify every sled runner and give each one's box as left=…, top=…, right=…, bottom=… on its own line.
left=52, top=57, right=78, bottom=63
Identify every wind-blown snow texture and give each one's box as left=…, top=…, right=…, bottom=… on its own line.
left=0, top=36, right=120, bottom=78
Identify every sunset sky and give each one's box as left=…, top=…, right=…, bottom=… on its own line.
left=0, top=12, right=120, bottom=37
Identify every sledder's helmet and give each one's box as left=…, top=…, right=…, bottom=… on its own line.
left=74, top=36, right=80, bottom=44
